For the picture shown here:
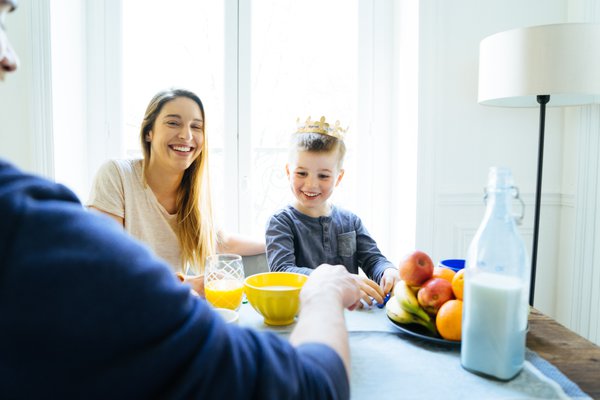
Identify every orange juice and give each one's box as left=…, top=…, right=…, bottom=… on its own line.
left=205, top=279, right=244, bottom=310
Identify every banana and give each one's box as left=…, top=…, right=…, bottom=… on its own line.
left=386, top=295, right=438, bottom=336
left=394, top=280, right=431, bottom=322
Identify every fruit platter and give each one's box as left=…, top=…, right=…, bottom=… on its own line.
left=386, top=250, right=464, bottom=347
left=387, top=316, right=458, bottom=346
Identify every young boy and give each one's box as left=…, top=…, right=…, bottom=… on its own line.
left=266, top=116, right=399, bottom=308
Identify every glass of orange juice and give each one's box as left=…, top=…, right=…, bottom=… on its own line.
left=204, top=254, right=245, bottom=310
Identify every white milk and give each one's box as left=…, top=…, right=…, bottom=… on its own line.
left=461, top=272, right=527, bottom=380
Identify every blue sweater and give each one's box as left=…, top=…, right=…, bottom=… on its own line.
left=266, top=205, right=395, bottom=284
left=0, top=160, right=348, bottom=400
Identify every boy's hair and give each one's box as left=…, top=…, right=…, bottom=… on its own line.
left=290, top=133, right=346, bottom=169
left=290, top=116, right=347, bottom=169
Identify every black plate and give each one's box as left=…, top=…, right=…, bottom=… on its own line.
left=387, top=316, right=461, bottom=347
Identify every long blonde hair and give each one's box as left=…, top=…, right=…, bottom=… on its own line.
left=140, top=88, right=216, bottom=273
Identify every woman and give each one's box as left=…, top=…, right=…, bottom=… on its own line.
left=88, top=88, right=264, bottom=290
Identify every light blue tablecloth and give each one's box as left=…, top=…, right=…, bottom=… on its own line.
left=237, top=304, right=590, bottom=399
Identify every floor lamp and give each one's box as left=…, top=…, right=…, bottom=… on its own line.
left=478, top=23, right=600, bottom=306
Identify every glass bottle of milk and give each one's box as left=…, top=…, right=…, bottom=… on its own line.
left=461, top=167, right=530, bottom=381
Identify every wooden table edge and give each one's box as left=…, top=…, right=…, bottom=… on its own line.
left=527, top=308, right=600, bottom=399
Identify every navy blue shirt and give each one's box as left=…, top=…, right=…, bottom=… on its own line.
left=266, top=204, right=395, bottom=284
left=0, top=160, right=349, bottom=400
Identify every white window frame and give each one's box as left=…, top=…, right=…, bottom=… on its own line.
left=43, top=0, right=418, bottom=262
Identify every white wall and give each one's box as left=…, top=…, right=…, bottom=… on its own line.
left=418, top=0, right=600, bottom=345
left=556, top=0, right=600, bottom=346
left=417, top=0, right=569, bottom=316
left=0, top=0, right=54, bottom=180
left=0, top=1, right=35, bottom=173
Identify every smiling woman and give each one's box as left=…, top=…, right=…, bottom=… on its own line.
left=87, top=88, right=265, bottom=278
left=88, top=89, right=216, bottom=274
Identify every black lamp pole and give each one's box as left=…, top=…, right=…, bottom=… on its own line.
left=530, top=94, right=550, bottom=306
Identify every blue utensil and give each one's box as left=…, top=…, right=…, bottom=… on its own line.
left=376, top=293, right=391, bottom=308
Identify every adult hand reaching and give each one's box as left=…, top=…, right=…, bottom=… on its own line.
left=290, top=264, right=361, bottom=378
left=301, top=264, right=362, bottom=310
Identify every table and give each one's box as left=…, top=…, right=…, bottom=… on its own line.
left=238, top=303, right=596, bottom=399
left=526, top=308, right=600, bottom=399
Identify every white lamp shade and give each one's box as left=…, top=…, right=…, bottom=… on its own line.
left=478, top=23, right=600, bottom=107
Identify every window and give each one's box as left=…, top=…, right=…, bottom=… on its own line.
left=246, top=0, right=360, bottom=234
left=51, top=0, right=418, bottom=262
left=121, top=0, right=225, bottom=159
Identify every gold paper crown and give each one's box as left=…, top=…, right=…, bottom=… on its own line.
left=295, top=116, right=347, bottom=140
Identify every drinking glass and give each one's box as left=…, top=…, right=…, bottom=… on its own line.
left=204, top=254, right=245, bottom=310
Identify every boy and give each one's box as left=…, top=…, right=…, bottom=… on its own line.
left=266, top=116, right=399, bottom=308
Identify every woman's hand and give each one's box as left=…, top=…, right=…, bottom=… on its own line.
left=351, top=274, right=385, bottom=309
left=380, top=267, right=400, bottom=296
left=183, top=274, right=205, bottom=298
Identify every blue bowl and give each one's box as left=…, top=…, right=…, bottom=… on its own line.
left=439, top=259, right=465, bottom=272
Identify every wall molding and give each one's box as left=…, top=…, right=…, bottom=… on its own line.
left=573, top=0, right=600, bottom=346
left=452, top=223, right=478, bottom=258
left=437, top=192, right=571, bottom=207
left=29, top=0, right=54, bottom=179
left=571, top=104, right=600, bottom=344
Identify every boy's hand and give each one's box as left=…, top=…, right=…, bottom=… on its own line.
left=380, top=267, right=400, bottom=295
left=351, top=275, right=384, bottom=308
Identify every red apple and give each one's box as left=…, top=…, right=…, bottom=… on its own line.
left=417, top=278, right=455, bottom=315
left=398, top=250, right=434, bottom=287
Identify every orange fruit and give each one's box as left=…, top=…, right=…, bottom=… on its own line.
left=436, top=299, right=463, bottom=341
left=451, top=269, right=465, bottom=300
left=432, top=266, right=455, bottom=284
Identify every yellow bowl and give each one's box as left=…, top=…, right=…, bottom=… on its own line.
left=244, top=272, right=308, bottom=326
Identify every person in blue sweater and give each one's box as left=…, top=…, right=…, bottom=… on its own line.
left=0, top=2, right=360, bottom=398
left=266, top=116, right=400, bottom=308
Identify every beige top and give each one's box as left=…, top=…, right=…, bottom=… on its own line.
left=87, top=159, right=183, bottom=272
